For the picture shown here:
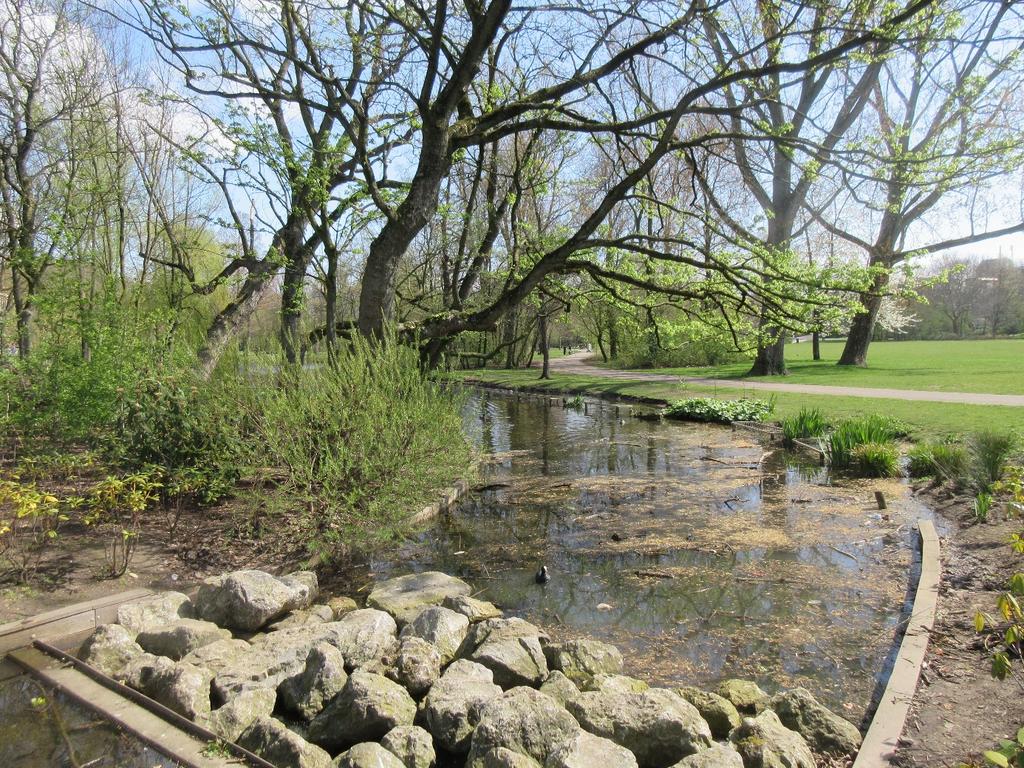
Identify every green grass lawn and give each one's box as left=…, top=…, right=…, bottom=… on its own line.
left=451, top=368, right=1024, bottom=441
left=623, top=338, right=1024, bottom=395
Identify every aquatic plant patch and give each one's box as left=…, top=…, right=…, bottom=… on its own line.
left=663, top=397, right=774, bottom=424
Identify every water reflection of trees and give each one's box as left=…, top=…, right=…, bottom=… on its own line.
left=385, top=393, right=908, bottom=716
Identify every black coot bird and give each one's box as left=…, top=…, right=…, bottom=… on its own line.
left=535, top=565, right=550, bottom=584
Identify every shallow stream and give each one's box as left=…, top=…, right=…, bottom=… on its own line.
left=365, top=389, right=933, bottom=725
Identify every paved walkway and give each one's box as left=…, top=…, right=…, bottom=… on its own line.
left=549, top=352, right=1024, bottom=407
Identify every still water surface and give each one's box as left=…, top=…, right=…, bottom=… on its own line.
left=368, top=389, right=932, bottom=724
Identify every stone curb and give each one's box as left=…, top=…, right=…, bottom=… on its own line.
left=853, top=518, right=940, bottom=768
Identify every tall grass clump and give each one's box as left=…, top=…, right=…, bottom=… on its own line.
left=851, top=442, right=900, bottom=478
left=781, top=408, right=827, bottom=447
left=826, top=414, right=899, bottom=470
left=240, top=335, right=471, bottom=554
left=907, top=441, right=970, bottom=485
left=970, top=430, right=1018, bottom=491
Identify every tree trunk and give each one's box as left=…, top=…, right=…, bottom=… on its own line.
left=11, top=270, right=32, bottom=360
left=608, top=321, right=618, bottom=360
left=196, top=261, right=276, bottom=379
left=324, top=247, right=338, bottom=364
left=748, top=332, right=787, bottom=376
left=838, top=272, right=889, bottom=366
left=811, top=331, right=820, bottom=361
left=539, top=313, right=551, bottom=379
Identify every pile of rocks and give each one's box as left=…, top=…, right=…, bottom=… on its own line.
left=78, top=569, right=863, bottom=768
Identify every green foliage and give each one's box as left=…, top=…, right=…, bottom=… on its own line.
left=663, top=397, right=774, bottom=424
left=907, top=441, right=970, bottom=483
left=85, top=471, right=162, bottom=577
left=975, top=492, right=994, bottom=523
left=110, top=373, right=240, bottom=504
left=982, top=728, right=1024, bottom=767
left=4, top=281, right=193, bottom=441
left=0, top=479, right=68, bottom=582
left=781, top=408, right=827, bottom=447
left=851, top=442, right=901, bottom=478
left=826, top=415, right=900, bottom=470
left=971, top=430, right=1018, bottom=491
left=239, top=336, right=471, bottom=555
left=564, top=394, right=585, bottom=410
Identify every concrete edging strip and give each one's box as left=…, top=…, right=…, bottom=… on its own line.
left=853, top=518, right=940, bottom=768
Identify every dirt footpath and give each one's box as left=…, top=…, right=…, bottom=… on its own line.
left=895, top=490, right=1023, bottom=767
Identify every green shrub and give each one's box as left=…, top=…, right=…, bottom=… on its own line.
left=971, top=430, right=1018, bottom=491
left=851, top=442, right=900, bottom=478
left=907, top=441, right=970, bottom=484
left=240, top=336, right=471, bottom=554
left=109, top=373, right=240, bottom=503
left=663, top=397, right=774, bottom=424
left=826, top=414, right=899, bottom=469
left=781, top=408, right=827, bottom=447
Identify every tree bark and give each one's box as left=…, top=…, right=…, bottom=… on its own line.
left=838, top=271, right=889, bottom=366
left=539, top=312, right=551, bottom=379
left=812, top=331, right=820, bottom=361
left=748, top=333, right=787, bottom=376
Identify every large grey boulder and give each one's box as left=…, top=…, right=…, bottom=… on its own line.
left=380, top=725, right=436, bottom=768
left=400, top=606, right=469, bottom=664
left=280, top=571, right=319, bottom=607
left=583, top=674, right=648, bottom=695
left=119, top=652, right=172, bottom=689
left=307, top=670, right=416, bottom=751
left=677, top=687, right=742, bottom=740
left=136, top=619, right=231, bottom=660
left=769, top=688, right=862, bottom=756
left=332, top=743, right=406, bottom=768
left=467, top=687, right=580, bottom=768
left=539, top=671, right=579, bottom=707
left=268, top=604, right=335, bottom=632
left=201, top=688, right=277, bottom=741
left=545, top=730, right=638, bottom=768
left=729, top=710, right=815, bottom=768
left=279, top=643, right=348, bottom=720
left=194, top=570, right=311, bottom=632
left=670, top=744, right=744, bottom=768
left=422, top=659, right=503, bottom=753
left=478, top=749, right=541, bottom=768
left=182, top=638, right=251, bottom=676
left=367, top=572, right=472, bottom=626
left=79, top=624, right=144, bottom=677
left=117, top=591, right=191, bottom=636
left=138, top=663, right=211, bottom=720
left=717, top=679, right=769, bottom=715
left=212, top=626, right=328, bottom=699
left=328, top=609, right=400, bottom=671
left=465, top=618, right=549, bottom=689
left=328, top=596, right=359, bottom=619
left=389, top=636, right=441, bottom=698
left=443, top=594, right=503, bottom=623
left=566, top=688, right=712, bottom=768
left=543, top=639, right=623, bottom=686
left=237, top=716, right=332, bottom=768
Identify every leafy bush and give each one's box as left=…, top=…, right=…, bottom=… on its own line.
left=110, top=373, right=241, bottom=504
left=663, top=397, right=774, bottom=424
left=0, top=479, right=68, bottom=582
left=85, top=471, right=162, bottom=577
left=239, top=336, right=471, bottom=555
left=826, top=414, right=899, bottom=469
left=851, top=442, right=900, bottom=478
left=781, top=408, right=827, bottom=447
left=971, top=430, right=1018, bottom=491
left=983, top=728, right=1024, bottom=768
